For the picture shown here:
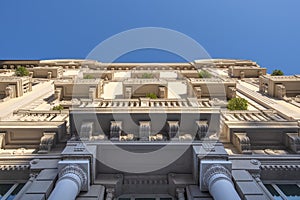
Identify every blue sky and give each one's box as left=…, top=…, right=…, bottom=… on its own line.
left=1, top=0, right=300, bottom=74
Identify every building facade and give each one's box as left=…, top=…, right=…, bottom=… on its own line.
left=0, top=59, right=299, bottom=200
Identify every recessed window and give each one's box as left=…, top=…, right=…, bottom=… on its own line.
left=0, top=184, right=14, bottom=199
left=0, top=183, right=25, bottom=200
left=277, top=184, right=300, bottom=200
left=135, top=198, right=156, bottom=200
left=264, top=184, right=283, bottom=200
left=264, top=184, right=300, bottom=200
left=118, top=195, right=174, bottom=200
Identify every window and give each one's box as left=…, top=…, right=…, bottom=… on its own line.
left=135, top=198, right=156, bottom=200
left=118, top=194, right=173, bottom=200
left=264, top=184, right=300, bottom=200
left=0, top=184, right=14, bottom=199
left=0, top=183, right=25, bottom=200
left=264, top=184, right=283, bottom=200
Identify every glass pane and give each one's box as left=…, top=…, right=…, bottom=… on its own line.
left=135, top=198, right=156, bottom=200
left=277, top=184, right=300, bottom=200
left=264, top=184, right=283, bottom=200
left=0, top=184, right=14, bottom=199
left=6, top=183, right=25, bottom=200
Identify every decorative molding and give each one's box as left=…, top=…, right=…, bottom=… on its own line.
left=80, top=122, right=94, bottom=139
left=47, top=71, right=52, bottom=79
left=202, top=142, right=215, bottom=152
left=251, top=173, right=261, bottom=179
left=54, top=88, right=62, bottom=100
left=261, top=164, right=300, bottom=171
left=167, top=121, right=179, bottom=140
left=124, top=176, right=168, bottom=185
left=232, top=132, right=251, bottom=154
left=0, top=164, right=30, bottom=171
left=139, top=121, right=150, bottom=141
left=196, top=120, right=208, bottom=139
left=73, top=142, right=86, bottom=152
left=149, top=134, right=164, bottom=141
left=176, top=188, right=185, bottom=200
left=228, top=87, right=237, bottom=99
left=0, top=132, right=6, bottom=149
left=29, top=172, right=39, bottom=178
left=39, top=132, right=56, bottom=153
left=194, top=86, right=202, bottom=99
left=106, top=188, right=115, bottom=200
left=110, top=121, right=122, bottom=140
left=119, top=134, right=135, bottom=141
left=179, top=133, right=193, bottom=141
left=284, top=133, right=300, bottom=153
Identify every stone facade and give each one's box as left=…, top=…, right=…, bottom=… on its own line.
left=0, top=59, right=299, bottom=200
left=54, top=79, right=103, bottom=100
left=0, top=76, right=32, bottom=100
left=228, top=66, right=267, bottom=78
left=259, top=75, right=300, bottom=99
left=28, top=67, right=63, bottom=79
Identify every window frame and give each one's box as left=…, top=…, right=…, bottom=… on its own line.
left=263, top=181, right=300, bottom=200
left=117, top=194, right=174, bottom=200
left=0, top=181, right=26, bottom=200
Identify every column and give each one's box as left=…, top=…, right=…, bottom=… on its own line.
left=204, top=165, right=241, bottom=200
left=48, top=164, right=88, bottom=200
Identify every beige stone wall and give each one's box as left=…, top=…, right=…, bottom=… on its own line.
left=55, top=79, right=102, bottom=100
left=228, top=67, right=267, bottom=78
left=0, top=60, right=39, bottom=69
left=180, top=70, right=199, bottom=78
left=0, top=121, right=67, bottom=149
left=260, top=75, right=300, bottom=97
left=28, top=67, right=63, bottom=78
left=131, top=84, right=167, bottom=98
left=0, top=77, right=32, bottom=98
left=83, top=71, right=114, bottom=80
left=191, top=80, right=236, bottom=100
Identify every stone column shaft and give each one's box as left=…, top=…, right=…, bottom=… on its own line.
left=209, top=175, right=241, bottom=200
left=48, top=178, right=79, bottom=200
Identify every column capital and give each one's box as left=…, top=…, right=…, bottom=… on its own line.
left=203, top=164, right=232, bottom=191
left=200, top=161, right=241, bottom=200
left=59, top=164, right=88, bottom=193
left=199, top=160, right=232, bottom=191
left=58, top=160, right=90, bottom=192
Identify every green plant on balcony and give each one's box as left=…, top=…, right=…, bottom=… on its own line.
left=198, top=70, right=212, bottom=78
left=15, top=66, right=29, bottom=76
left=52, top=104, right=64, bottom=111
left=227, top=97, right=248, bottom=110
left=146, top=93, right=158, bottom=99
left=141, top=73, right=153, bottom=78
left=83, top=74, right=95, bottom=79
left=271, top=69, right=284, bottom=76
